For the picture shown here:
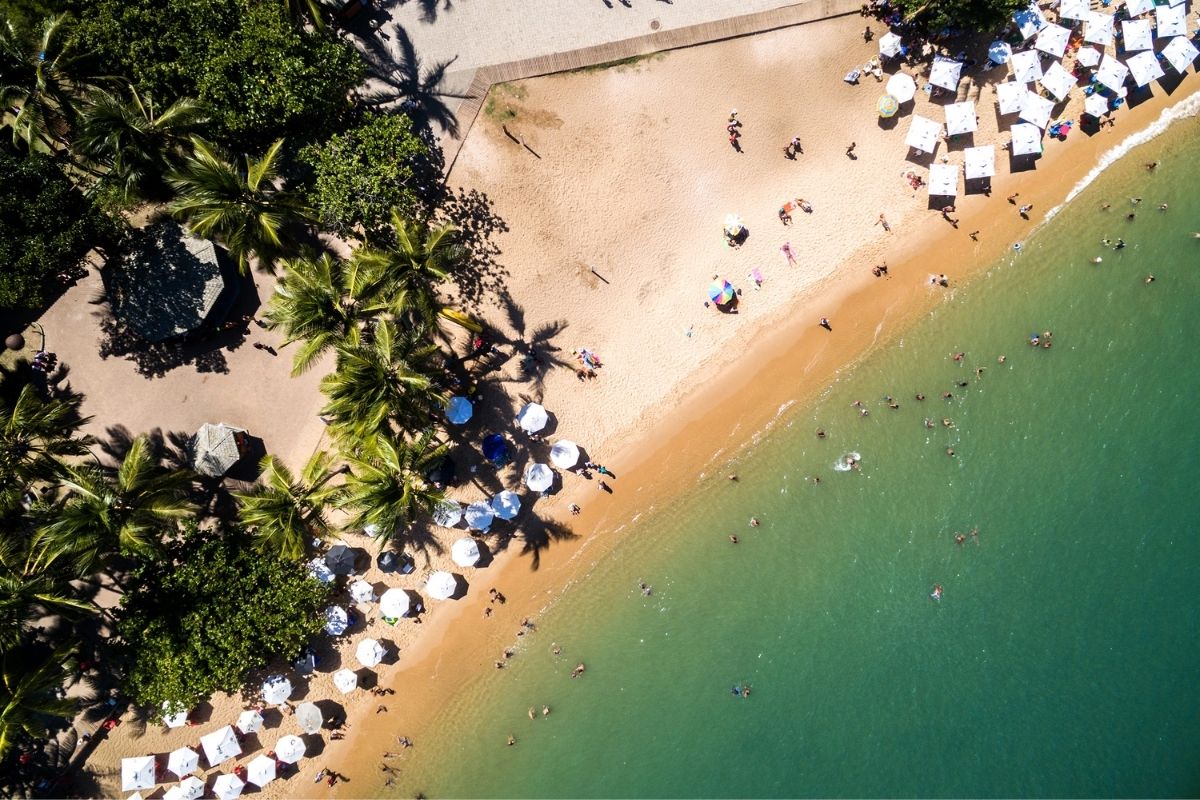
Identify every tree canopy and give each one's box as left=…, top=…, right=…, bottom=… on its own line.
left=889, top=0, right=1026, bottom=33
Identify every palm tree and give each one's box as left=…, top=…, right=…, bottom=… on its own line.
left=235, top=451, right=345, bottom=560
left=319, top=319, right=446, bottom=441
left=0, top=384, right=93, bottom=516
left=341, top=430, right=447, bottom=544
left=76, top=88, right=208, bottom=202
left=33, top=435, right=194, bottom=572
left=280, top=0, right=325, bottom=28
left=0, top=643, right=76, bottom=761
left=0, top=535, right=92, bottom=650
left=167, top=137, right=312, bottom=273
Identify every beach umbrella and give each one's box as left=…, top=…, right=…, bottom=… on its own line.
left=426, top=571, right=459, bottom=601
left=333, top=667, right=358, bottom=694
left=305, top=556, right=335, bottom=584
left=1010, top=122, right=1043, bottom=156
left=878, top=31, right=902, bottom=58
left=445, top=395, right=473, bottom=425
left=1039, top=61, right=1076, bottom=102
left=260, top=674, right=292, bottom=705
left=877, top=94, right=899, bottom=118
left=451, top=537, right=482, bottom=568
left=1122, top=19, right=1153, bottom=52
left=464, top=500, right=495, bottom=531
left=481, top=433, right=510, bottom=466
left=1095, top=56, right=1130, bottom=92
left=121, top=756, right=156, bottom=791
left=275, top=734, right=306, bottom=764
left=1161, top=37, right=1200, bottom=74
left=1010, top=50, right=1043, bottom=83
left=1085, top=11, right=1114, bottom=46
left=167, top=747, right=199, bottom=779
left=928, top=56, right=962, bottom=91
left=162, top=702, right=189, bottom=728
left=356, top=638, right=386, bottom=667
left=1058, top=0, right=1090, bottom=21
left=707, top=280, right=735, bottom=305
left=189, top=422, right=246, bottom=478
left=1128, top=0, right=1155, bottom=16
left=1156, top=4, right=1187, bottom=39
left=722, top=214, right=744, bottom=237
left=200, top=725, right=241, bottom=767
left=1013, top=1, right=1047, bottom=39
left=885, top=72, right=916, bottom=103
left=212, top=773, right=246, bottom=800
left=944, top=101, right=977, bottom=135
left=296, top=702, right=323, bottom=735
left=490, top=490, right=521, bottom=520
left=376, top=550, right=400, bottom=573
left=165, top=777, right=205, bottom=800
left=927, top=163, right=958, bottom=198
left=1084, top=92, right=1111, bottom=118
left=245, top=754, right=276, bottom=787
left=987, top=40, right=1012, bottom=64
left=524, top=462, right=554, bottom=493
left=516, top=402, right=549, bottom=433
left=379, top=587, right=412, bottom=618
left=1035, top=23, right=1071, bottom=58
left=1125, top=50, right=1164, bottom=87
left=324, top=544, right=360, bottom=575
left=433, top=499, right=463, bottom=528
left=323, top=605, right=349, bottom=636
left=996, top=81, right=1028, bottom=115
left=349, top=579, right=376, bottom=604
left=904, top=115, right=941, bottom=154
left=963, top=146, right=996, bottom=180
left=1018, top=90, right=1054, bottom=129
left=549, top=440, right=580, bottom=469
left=235, top=709, right=263, bottom=735
left=1075, top=46, right=1102, bottom=68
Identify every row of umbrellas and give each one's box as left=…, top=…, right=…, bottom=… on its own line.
left=122, top=725, right=306, bottom=795
left=447, top=398, right=552, bottom=435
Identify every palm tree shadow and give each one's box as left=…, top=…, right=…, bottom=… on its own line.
left=437, top=187, right=509, bottom=309
left=359, top=23, right=472, bottom=137
left=514, top=514, right=578, bottom=571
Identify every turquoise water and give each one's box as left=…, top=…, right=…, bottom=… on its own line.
left=402, top=115, right=1200, bottom=798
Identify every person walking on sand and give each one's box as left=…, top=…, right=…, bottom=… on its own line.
left=819, top=317, right=832, bottom=331
left=1007, top=193, right=1020, bottom=204
left=781, top=241, right=797, bottom=265
left=876, top=213, right=891, bottom=232
left=846, top=142, right=857, bottom=158
left=1019, top=204, right=1033, bottom=218
left=790, top=136, right=803, bottom=156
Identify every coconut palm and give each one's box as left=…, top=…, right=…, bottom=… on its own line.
left=76, top=89, right=207, bottom=202
left=0, top=384, right=93, bottom=515
left=319, top=319, right=446, bottom=441
left=235, top=451, right=345, bottom=560
left=0, top=535, right=92, bottom=650
left=280, top=0, right=325, bottom=28
left=0, top=643, right=76, bottom=761
left=341, top=430, right=447, bottom=544
left=167, top=137, right=312, bottom=273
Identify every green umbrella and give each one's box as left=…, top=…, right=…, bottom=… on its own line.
left=878, top=94, right=899, bottom=118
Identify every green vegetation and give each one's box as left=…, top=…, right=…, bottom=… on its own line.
left=891, top=0, right=1026, bottom=33
left=235, top=451, right=345, bottom=560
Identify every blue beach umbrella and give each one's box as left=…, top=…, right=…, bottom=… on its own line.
left=445, top=395, right=473, bottom=425
left=988, top=40, right=1013, bottom=65
left=481, top=434, right=510, bottom=466
left=708, top=280, right=736, bottom=305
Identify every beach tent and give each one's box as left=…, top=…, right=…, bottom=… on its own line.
left=245, top=754, right=276, bottom=788
left=1122, top=19, right=1153, bottom=52
left=189, top=422, right=245, bottom=478
left=886, top=72, right=916, bottom=103
left=490, top=490, right=521, bottom=521
left=260, top=674, right=292, bottom=705
left=235, top=709, right=263, bottom=734
left=996, top=81, right=1028, bottom=115
left=1084, top=92, right=1111, bottom=118
left=432, top=499, right=463, bottom=528
left=927, top=163, right=958, bottom=197
left=929, top=57, right=963, bottom=91
left=323, top=605, right=348, bottom=636
left=212, top=773, right=246, bottom=800
left=1010, top=49, right=1044, bottom=83
left=1075, top=46, right=1102, bottom=68
left=963, top=146, right=996, bottom=180
left=944, top=102, right=977, bottom=135
left=524, top=462, right=554, bottom=492
left=1010, top=123, right=1043, bottom=156
left=516, top=402, right=548, bottom=433
left=904, top=115, right=941, bottom=154
left=356, top=638, right=386, bottom=667
left=1096, top=56, right=1131, bottom=91
left=1013, top=2, right=1048, bottom=39
left=324, top=544, right=360, bottom=575
left=1126, top=0, right=1155, bottom=16
left=1059, top=0, right=1090, bottom=21
left=549, top=440, right=580, bottom=468
left=878, top=31, right=902, bottom=58
left=1125, top=50, right=1165, bottom=86
left=426, top=571, right=459, bottom=601
left=1035, top=24, right=1071, bottom=58
left=1018, top=91, right=1055, bottom=128
left=199, top=726, right=241, bottom=767
left=296, top=702, right=322, bottom=735
left=162, top=702, right=189, bottom=728
left=121, top=756, right=157, bottom=792
left=379, top=587, right=411, bottom=618
left=464, top=500, right=495, bottom=531
left=1085, top=12, right=1115, bottom=46
left=445, top=396, right=472, bottom=425
left=452, top=537, right=482, bottom=567
left=1040, top=61, right=1077, bottom=101
left=1161, top=37, right=1200, bottom=73
left=332, top=667, right=358, bottom=694
left=1155, top=4, right=1187, bottom=38
left=164, top=777, right=205, bottom=800
left=167, top=747, right=199, bottom=779
left=348, top=578, right=376, bottom=603
left=988, top=40, right=1012, bottom=64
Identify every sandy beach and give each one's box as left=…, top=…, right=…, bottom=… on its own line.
left=80, top=8, right=1200, bottom=798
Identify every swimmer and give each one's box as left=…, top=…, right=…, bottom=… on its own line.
left=946, top=447, right=956, bottom=457
left=731, top=686, right=742, bottom=696
left=942, top=392, right=953, bottom=399
left=1159, top=204, right=1168, bottom=211
left=1091, top=257, right=1103, bottom=264
left=1115, top=239, right=1126, bottom=250
left=957, top=380, right=968, bottom=388
left=1013, top=242, right=1022, bottom=251
left=810, top=475, right=822, bottom=485
left=727, top=474, right=738, bottom=482
left=998, top=355, right=1007, bottom=363
left=915, top=393, right=926, bottom=401
left=888, top=400, right=899, bottom=409
left=528, top=707, right=536, bottom=720
left=543, top=705, right=550, bottom=716
left=741, top=686, right=751, bottom=698
left=816, top=428, right=827, bottom=438
left=729, top=534, right=739, bottom=544
left=571, top=663, right=586, bottom=678
left=931, top=584, right=943, bottom=601
left=954, top=533, right=966, bottom=545
left=942, top=418, right=953, bottom=428
left=924, top=418, right=935, bottom=429
left=1145, top=275, right=1155, bottom=284
left=749, top=517, right=760, bottom=527
left=970, top=527, right=979, bottom=540
left=507, top=734, right=516, bottom=746
left=953, top=352, right=965, bottom=361
left=975, top=367, right=985, bottom=377
left=860, top=408, right=870, bottom=417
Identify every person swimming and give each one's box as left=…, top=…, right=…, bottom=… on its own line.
left=931, top=584, right=943, bottom=601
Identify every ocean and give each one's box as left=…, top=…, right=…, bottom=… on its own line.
left=394, top=114, right=1200, bottom=798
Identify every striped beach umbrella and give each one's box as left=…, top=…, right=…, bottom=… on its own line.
left=878, top=94, right=899, bottom=118
left=708, top=280, right=736, bottom=305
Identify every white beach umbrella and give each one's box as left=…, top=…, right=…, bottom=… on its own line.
left=451, top=537, right=482, bottom=568
left=1096, top=56, right=1131, bottom=91
left=1125, top=50, right=1165, bottom=86
left=1035, top=23, right=1071, bottom=58
left=426, top=570, right=459, bottom=600
left=549, top=440, right=580, bottom=469
left=212, top=773, right=246, bottom=800
left=928, top=57, right=962, bottom=91
left=1010, top=50, right=1043, bottom=83
left=1122, top=19, right=1153, bottom=52
left=1059, top=0, right=1090, bottom=21
left=963, top=146, right=996, bottom=180
left=200, top=725, right=241, bottom=767
left=356, top=637, right=386, bottom=667
left=996, top=81, right=1028, bottom=115
left=121, top=756, right=156, bottom=792
left=516, top=402, right=549, bottom=433
left=1013, top=2, right=1048, bottom=39
left=305, top=557, right=335, bottom=584
left=295, top=702, right=322, bottom=735
left=235, top=709, right=263, bottom=734
left=445, top=395, right=473, bottom=425
left=1075, top=46, right=1102, bottom=69
left=323, top=605, right=348, bottom=636
left=723, top=214, right=744, bottom=236
left=379, top=587, right=412, bottom=618
left=165, top=777, right=205, bottom=800
left=432, top=500, right=463, bottom=528
left=166, top=746, right=199, bottom=778
left=927, top=163, right=958, bottom=197
left=1039, top=61, right=1076, bottom=102
left=1168, top=0, right=1183, bottom=7
left=904, top=115, right=941, bottom=154
left=1084, top=92, right=1111, bottom=118
left=464, top=500, right=495, bottom=531
left=333, top=667, right=358, bottom=694
left=1010, top=122, right=1043, bottom=156
left=128, top=793, right=144, bottom=800
left=987, top=40, right=1012, bottom=64
left=1155, top=4, right=1187, bottom=39
left=275, top=734, right=306, bottom=764
left=878, top=31, right=902, bottom=58
left=490, top=490, right=521, bottom=521
left=245, top=754, right=276, bottom=787
left=1085, top=11, right=1114, bottom=46
left=349, top=579, right=376, bottom=604
left=944, top=101, right=977, bottom=135
left=1018, top=90, right=1055, bottom=128
left=162, top=702, right=189, bottom=728
left=1161, top=37, right=1200, bottom=73
left=260, top=674, right=292, bottom=705
left=523, top=462, right=554, bottom=493
left=885, top=72, right=916, bottom=103
left=1127, top=0, right=1155, bottom=16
